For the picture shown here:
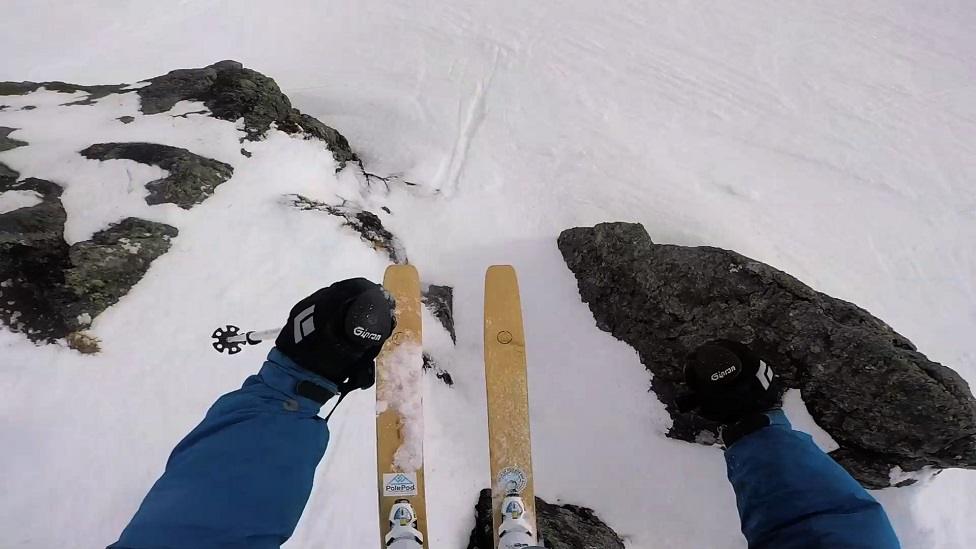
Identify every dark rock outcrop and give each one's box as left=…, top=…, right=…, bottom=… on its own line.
left=0, top=161, right=19, bottom=187
left=1, top=61, right=355, bottom=166
left=0, top=177, right=72, bottom=340
left=81, top=143, right=234, bottom=209
left=60, top=218, right=178, bottom=329
left=288, top=194, right=405, bottom=263
left=422, top=352, right=455, bottom=387
left=467, top=489, right=625, bottom=549
left=0, top=81, right=129, bottom=105
left=137, top=60, right=356, bottom=167
left=557, top=222, right=976, bottom=488
left=0, top=127, right=28, bottom=152
left=0, top=171, right=177, bottom=342
left=423, top=285, right=456, bottom=343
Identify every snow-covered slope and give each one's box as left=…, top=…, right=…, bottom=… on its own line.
left=2, top=1, right=975, bottom=548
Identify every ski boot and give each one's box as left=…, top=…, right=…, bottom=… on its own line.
left=385, top=499, right=424, bottom=549
left=498, top=491, right=543, bottom=549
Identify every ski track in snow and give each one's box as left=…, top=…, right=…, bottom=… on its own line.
left=2, top=1, right=976, bottom=548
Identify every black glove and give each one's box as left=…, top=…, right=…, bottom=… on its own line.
left=679, top=339, right=779, bottom=445
left=275, top=278, right=395, bottom=393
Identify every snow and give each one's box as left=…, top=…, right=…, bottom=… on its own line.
left=2, top=1, right=976, bottom=548
left=377, top=342, right=426, bottom=473
left=0, top=92, right=240, bottom=243
left=0, top=189, right=43, bottom=214
left=781, top=389, right=840, bottom=453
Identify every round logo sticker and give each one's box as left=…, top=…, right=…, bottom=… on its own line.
left=497, top=467, right=528, bottom=494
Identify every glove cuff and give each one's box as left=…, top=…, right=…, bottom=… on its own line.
left=720, top=412, right=772, bottom=448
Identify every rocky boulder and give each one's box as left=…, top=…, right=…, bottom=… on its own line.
left=467, top=489, right=624, bottom=549
left=557, top=221, right=976, bottom=488
left=0, top=127, right=28, bottom=152
left=60, top=217, right=178, bottom=331
left=0, top=175, right=72, bottom=340
left=0, top=82, right=129, bottom=106
left=137, top=60, right=357, bottom=167
left=81, top=143, right=234, bottom=209
left=0, top=61, right=356, bottom=167
left=0, top=166, right=177, bottom=342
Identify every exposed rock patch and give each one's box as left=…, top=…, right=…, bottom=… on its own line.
left=81, top=143, right=234, bottom=209
left=288, top=194, right=405, bottom=263
left=0, top=161, right=19, bottom=187
left=136, top=60, right=356, bottom=167
left=60, top=218, right=178, bottom=330
left=558, top=221, right=976, bottom=488
left=422, top=352, right=455, bottom=387
left=423, top=284, right=456, bottom=344
left=0, top=81, right=129, bottom=104
left=0, top=127, right=28, bottom=152
left=0, top=171, right=177, bottom=343
left=467, top=489, right=625, bottom=549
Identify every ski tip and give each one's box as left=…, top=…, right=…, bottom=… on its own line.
left=486, top=265, right=517, bottom=281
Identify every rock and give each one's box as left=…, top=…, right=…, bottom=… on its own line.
left=60, top=218, right=178, bottom=331
left=288, top=194, right=405, bottom=263
left=0, top=81, right=129, bottom=104
left=136, top=60, right=357, bottom=167
left=2, top=62, right=356, bottom=167
left=423, top=285, right=456, bottom=343
left=0, top=175, right=177, bottom=342
left=0, top=178, right=72, bottom=341
left=421, top=352, right=455, bottom=387
left=81, top=143, right=234, bottom=209
left=557, top=222, right=976, bottom=488
left=467, top=489, right=625, bottom=549
left=0, top=127, right=28, bottom=152
left=0, top=161, right=19, bottom=188
left=117, top=116, right=135, bottom=124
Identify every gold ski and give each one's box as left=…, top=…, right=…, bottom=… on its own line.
left=376, top=265, right=428, bottom=548
left=484, top=265, right=537, bottom=548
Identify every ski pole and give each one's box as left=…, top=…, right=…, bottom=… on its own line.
left=211, top=325, right=282, bottom=355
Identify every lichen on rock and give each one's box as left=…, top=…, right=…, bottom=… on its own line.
left=61, top=218, right=178, bottom=331
left=136, top=60, right=357, bottom=167
left=0, top=179, right=178, bottom=343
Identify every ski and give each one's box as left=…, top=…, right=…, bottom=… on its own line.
left=376, top=265, right=428, bottom=549
left=484, top=265, right=539, bottom=549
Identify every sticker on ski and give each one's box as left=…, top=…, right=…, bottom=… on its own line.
left=383, top=473, right=419, bottom=497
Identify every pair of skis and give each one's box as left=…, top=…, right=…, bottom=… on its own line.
left=376, top=264, right=539, bottom=549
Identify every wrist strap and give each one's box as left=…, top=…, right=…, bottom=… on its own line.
left=721, top=413, right=771, bottom=448
left=295, top=380, right=336, bottom=404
